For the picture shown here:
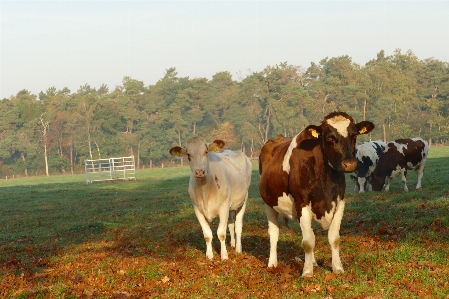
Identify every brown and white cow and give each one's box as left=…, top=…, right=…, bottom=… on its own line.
left=259, top=112, right=374, bottom=277
left=170, top=137, right=252, bottom=261
left=369, top=138, right=428, bottom=192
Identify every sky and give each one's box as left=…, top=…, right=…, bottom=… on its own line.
left=1, top=0, right=448, bottom=99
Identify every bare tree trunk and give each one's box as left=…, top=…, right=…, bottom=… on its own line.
left=70, top=142, right=74, bottom=175
left=39, top=114, right=50, bottom=176
left=21, top=152, right=28, bottom=177
left=363, top=98, right=367, bottom=121
left=94, top=141, right=101, bottom=159
left=193, top=122, right=196, bottom=135
left=265, top=108, right=271, bottom=142
left=178, top=130, right=182, bottom=147
left=383, top=121, right=387, bottom=143
left=137, top=140, right=140, bottom=169
left=87, top=126, right=93, bottom=159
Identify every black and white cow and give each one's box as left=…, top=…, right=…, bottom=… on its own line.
left=370, top=138, right=428, bottom=192
left=350, top=140, right=387, bottom=193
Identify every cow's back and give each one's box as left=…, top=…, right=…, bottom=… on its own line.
left=259, top=135, right=292, bottom=175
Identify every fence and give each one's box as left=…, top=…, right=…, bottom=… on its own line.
left=84, top=156, right=136, bottom=184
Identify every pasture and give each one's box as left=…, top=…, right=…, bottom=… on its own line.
left=1, top=147, right=449, bottom=298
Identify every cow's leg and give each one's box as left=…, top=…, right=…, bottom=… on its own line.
left=234, top=197, right=247, bottom=254
left=328, top=200, right=345, bottom=274
left=300, top=205, right=316, bottom=277
left=385, top=176, right=392, bottom=191
left=415, top=160, right=426, bottom=189
left=358, top=177, right=366, bottom=193
left=266, top=205, right=279, bottom=268
left=217, top=204, right=230, bottom=261
left=401, top=168, right=409, bottom=192
left=228, top=210, right=236, bottom=248
left=193, top=206, right=214, bottom=260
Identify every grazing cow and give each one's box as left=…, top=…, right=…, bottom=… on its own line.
left=169, top=137, right=252, bottom=261
left=350, top=140, right=387, bottom=193
left=259, top=112, right=374, bottom=277
left=370, top=138, right=428, bottom=192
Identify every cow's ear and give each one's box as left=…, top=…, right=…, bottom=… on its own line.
left=169, top=146, right=187, bottom=157
left=208, top=140, right=225, bottom=152
left=305, top=125, right=322, bottom=138
left=356, top=121, right=375, bottom=135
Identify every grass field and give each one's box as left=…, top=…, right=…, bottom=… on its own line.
left=1, top=147, right=449, bottom=298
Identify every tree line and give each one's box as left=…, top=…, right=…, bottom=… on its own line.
left=0, top=49, right=448, bottom=178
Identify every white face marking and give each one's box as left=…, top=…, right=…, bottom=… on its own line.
left=282, top=133, right=300, bottom=173
left=273, top=192, right=297, bottom=220
left=326, top=116, right=350, bottom=137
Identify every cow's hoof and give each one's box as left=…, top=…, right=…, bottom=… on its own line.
left=267, top=260, right=278, bottom=268
left=333, top=268, right=344, bottom=274
left=302, top=271, right=313, bottom=278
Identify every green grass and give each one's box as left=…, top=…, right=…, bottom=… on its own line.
left=1, top=147, right=449, bottom=298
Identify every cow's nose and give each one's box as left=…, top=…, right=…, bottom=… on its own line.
left=194, top=169, right=206, bottom=178
left=342, top=159, right=358, bottom=172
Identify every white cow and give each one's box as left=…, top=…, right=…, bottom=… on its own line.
left=169, top=137, right=252, bottom=260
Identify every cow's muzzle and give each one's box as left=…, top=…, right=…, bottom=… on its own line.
left=341, top=159, right=358, bottom=172
left=194, top=169, right=206, bottom=178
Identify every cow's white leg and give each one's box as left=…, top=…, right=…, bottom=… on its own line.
left=328, top=199, right=345, bottom=274
left=234, top=197, right=247, bottom=254
left=300, top=205, right=316, bottom=277
left=228, top=211, right=236, bottom=248
left=217, top=204, right=230, bottom=261
left=266, top=205, right=279, bottom=268
left=401, top=168, right=409, bottom=192
left=358, top=177, right=366, bottom=193
left=193, top=206, right=214, bottom=260
left=385, top=176, right=391, bottom=191
left=415, top=159, right=426, bottom=189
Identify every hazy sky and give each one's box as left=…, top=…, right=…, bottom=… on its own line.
left=1, top=1, right=448, bottom=99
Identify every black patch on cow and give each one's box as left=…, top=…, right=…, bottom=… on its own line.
left=373, top=143, right=385, bottom=157
left=358, top=156, right=373, bottom=178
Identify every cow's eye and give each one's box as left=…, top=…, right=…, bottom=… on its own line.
left=187, top=154, right=192, bottom=161
left=326, top=136, right=336, bottom=143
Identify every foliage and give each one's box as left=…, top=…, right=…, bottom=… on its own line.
left=1, top=50, right=449, bottom=176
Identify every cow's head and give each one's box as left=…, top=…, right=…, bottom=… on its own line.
left=304, top=112, right=375, bottom=173
left=169, top=137, right=225, bottom=178
left=369, top=172, right=385, bottom=191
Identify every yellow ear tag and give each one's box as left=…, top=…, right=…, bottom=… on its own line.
left=359, top=127, right=367, bottom=134
left=310, top=129, right=319, bottom=138
left=210, top=145, right=219, bottom=152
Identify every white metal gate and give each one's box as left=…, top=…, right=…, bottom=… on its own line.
left=84, top=155, right=136, bottom=184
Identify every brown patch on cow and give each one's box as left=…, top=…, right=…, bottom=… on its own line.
left=302, top=240, right=313, bottom=253
left=333, top=237, right=340, bottom=250
left=215, top=175, right=220, bottom=189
